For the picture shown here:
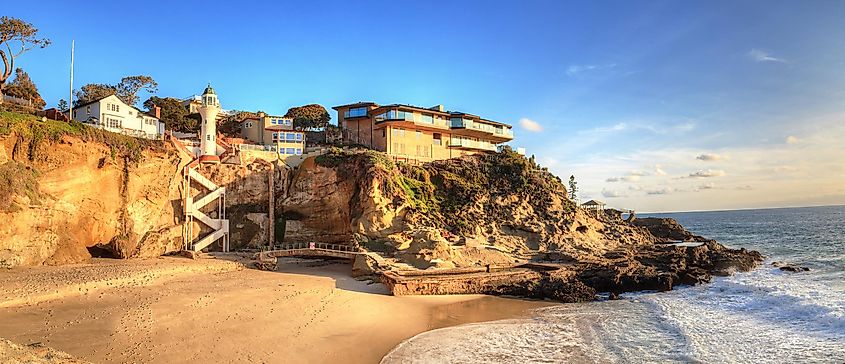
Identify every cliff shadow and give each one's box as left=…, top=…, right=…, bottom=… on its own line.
left=275, top=258, right=391, bottom=295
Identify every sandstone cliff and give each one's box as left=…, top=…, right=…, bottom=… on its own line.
left=0, top=116, right=185, bottom=267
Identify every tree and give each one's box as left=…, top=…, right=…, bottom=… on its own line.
left=143, top=96, right=197, bottom=132
left=0, top=17, right=50, bottom=100
left=74, top=75, right=157, bottom=107
left=74, top=83, right=117, bottom=106
left=117, top=75, right=157, bottom=106
left=284, top=104, right=331, bottom=130
left=57, top=99, right=67, bottom=111
left=568, top=175, right=578, bottom=201
left=3, top=68, right=45, bottom=108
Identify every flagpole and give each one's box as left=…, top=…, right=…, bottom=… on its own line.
left=69, top=40, right=74, bottom=119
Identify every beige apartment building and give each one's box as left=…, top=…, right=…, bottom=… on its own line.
left=240, top=112, right=305, bottom=156
left=332, top=102, right=514, bottom=162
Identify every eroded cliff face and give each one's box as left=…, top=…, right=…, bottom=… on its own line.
left=280, top=149, right=658, bottom=268
left=0, top=133, right=185, bottom=267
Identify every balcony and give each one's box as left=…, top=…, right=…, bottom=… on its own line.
left=448, top=138, right=497, bottom=152
left=374, top=109, right=450, bottom=131
left=450, top=118, right=513, bottom=141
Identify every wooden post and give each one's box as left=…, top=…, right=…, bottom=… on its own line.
left=268, top=162, right=275, bottom=249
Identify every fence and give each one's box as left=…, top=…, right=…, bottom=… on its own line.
left=1, top=94, right=34, bottom=107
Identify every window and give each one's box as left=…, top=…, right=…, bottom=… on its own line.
left=285, top=148, right=295, bottom=155
left=285, top=133, right=296, bottom=142
left=295, top=133, right=303, bottom=141
left=73, top=110, right=77, bottom=118
left=416, top=130, right=422, bottom=139
left=272, top=132, right=279, bottom=141
left=344, top=107, right=368, bottom=118
left=86, top=106, right=91, bottom=115
left=245, top=122, right=253, bottom=128
left=105, top=117, right=121, bottom=128
left=419, top=114, right=433, bottom=124
left=295, top=148, right=302, bottom=155
left=382, top=129, right=386, bottom=137
left=206, top=135, right=211, bottom=141
left=433, top=133, right=442, bottom=146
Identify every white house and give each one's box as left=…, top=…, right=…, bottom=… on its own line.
left=70, top=95, right=164, bottom=139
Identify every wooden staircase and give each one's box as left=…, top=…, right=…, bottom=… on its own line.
left=183, top=161, right=230, bottom=252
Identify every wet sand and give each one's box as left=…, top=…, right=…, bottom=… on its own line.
left=0, top=256, right=552, bottom=363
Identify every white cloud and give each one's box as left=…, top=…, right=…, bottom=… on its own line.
left=696, top=182, right=716, bottom=191
left=786, top=135, right=800, bottom=144
left=606, top=174, right=641, bottom=183
left=566, top=63, right=617, bottom=76
left=519, top=118, right=543, bottom=132
left=696, top=153, right=722, bottom=161
left=688, top=169, right=726, bottom=178
left=749, top=49, right=787, bottom=63
left=647, top=187, right=674, bottom=195
left=654, top=165, right=668, bottom=176
left=629, top=170, right=648, bottom=176
left=602, top=189, right=627, bottom=198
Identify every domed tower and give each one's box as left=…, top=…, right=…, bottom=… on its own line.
left=198, top=84, right=221, bottom=163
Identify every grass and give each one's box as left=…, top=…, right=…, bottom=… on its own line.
left=0, top=111, right=161, bottom=163
left=0, top=161, right=40, bottom=212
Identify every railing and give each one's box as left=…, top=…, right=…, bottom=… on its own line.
left=451, top=118, right=513, bottom=138
left=2, top=94, right=33, bottom=107
left=448, top=138, right=497, bottom=151
left=271, top=242, right=358, bottom=252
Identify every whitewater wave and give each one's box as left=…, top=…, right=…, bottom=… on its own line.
left=382, top=267, right=845, bottom=364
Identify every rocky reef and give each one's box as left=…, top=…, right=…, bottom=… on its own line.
left=286, top=148, right=764, bottom=301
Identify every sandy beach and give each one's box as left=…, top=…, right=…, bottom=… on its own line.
left=0, top=256, right=551, bottom=363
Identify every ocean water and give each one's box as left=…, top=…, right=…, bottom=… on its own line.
left=382, top=205, right=845, bottom=363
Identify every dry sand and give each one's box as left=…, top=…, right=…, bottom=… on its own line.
left=0, top=256, right=552, bottom=363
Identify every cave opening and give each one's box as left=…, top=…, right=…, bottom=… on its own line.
left=87, top=245, right=118, bottom=258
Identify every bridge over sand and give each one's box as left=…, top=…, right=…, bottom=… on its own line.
left=257, top=243, right=360, bottom=261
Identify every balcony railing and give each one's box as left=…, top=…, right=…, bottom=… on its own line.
left=448, top=138, right=497, bottom=151
left=450, top=118, right=513, bottom=137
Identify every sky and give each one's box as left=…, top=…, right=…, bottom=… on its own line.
left=6, top=0, right=845, bottom=212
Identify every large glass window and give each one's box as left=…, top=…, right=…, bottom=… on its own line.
left=345, top=107, right=368, bottom=118
left=285, top=148, right=295, bottom=155
left=419, top=114, right=433, bottom=124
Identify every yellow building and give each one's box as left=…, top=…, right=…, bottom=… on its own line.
left=240, top=112, right=305, bottom=156
left=332, top=102, right=514, bottom=162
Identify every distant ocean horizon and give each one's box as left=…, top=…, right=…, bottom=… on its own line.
left=383, top=205, right=845, bottom=363
left=640, top=203, right=845, bottom=215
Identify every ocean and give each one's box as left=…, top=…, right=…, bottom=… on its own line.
left=381, top=205, right=845, bottom=363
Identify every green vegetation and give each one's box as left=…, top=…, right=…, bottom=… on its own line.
left=0, top=161, right=40, bottom=212
left=284, top=104, right=331, bottom=130
left=314, top=146, right=575, bottom=235
left=0, top=110, right=161, bottom=163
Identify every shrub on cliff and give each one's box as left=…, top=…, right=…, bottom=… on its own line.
left=0, top=111, right=161, bottom=163
left=0, top=161, right=40, bottom=212
left=313, top=147, right=575, bottom=235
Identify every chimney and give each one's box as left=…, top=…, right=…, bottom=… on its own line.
left=258, top=112, right=266, bottom=119
left=153, top=105, right=161, bottom=119
left=429, top=104, right=444, bottom=112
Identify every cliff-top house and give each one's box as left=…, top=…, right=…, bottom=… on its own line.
left=239, top=112, right=306, bottom=156
left=68, top=94, right=165, bottom=139
left=333, top=102, right=514, bottom=162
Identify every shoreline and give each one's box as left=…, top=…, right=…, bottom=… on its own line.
left=0, top=256, right=552, bottom=363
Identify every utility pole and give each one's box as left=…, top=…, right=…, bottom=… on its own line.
left=69, top=40, right=74, bottom=119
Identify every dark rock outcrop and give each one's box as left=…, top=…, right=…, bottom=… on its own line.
left=631, top=217, right=708, bottom=242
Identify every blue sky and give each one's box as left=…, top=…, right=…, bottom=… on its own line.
left=7, top=0, right=845, bottom=211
